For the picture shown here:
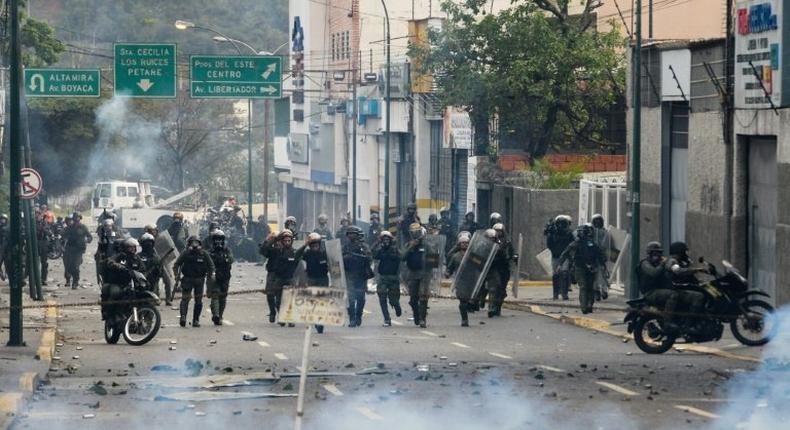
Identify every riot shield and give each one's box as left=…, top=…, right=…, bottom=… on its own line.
left=511, top=233, right=523, bottom=298
left=155, top=231, right=179, bottom=292
left=291, top=240, right=307, bottom=287
left=536, top=248, right=553, bottom=277
left=423, top=234, right=447, bottom=295
left=324, top=239, right=347, bottom=290
left=451, top=231, right=499, bottom=301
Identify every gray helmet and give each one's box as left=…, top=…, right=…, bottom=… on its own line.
left=186, top=236, right=202, bottom=247
left=646, top=241, right=663, bottom=254
left=318, top=214, right=328, bottom=223
left=285, top=216, right=297, bottom=225
left=439, top=207, right=450, bottom=215
left=576, top=223, right=593, bottom=238
left=591, top=214, right=604, bottom=228
left=346, top=226, right=364, bottom=236
left=211, top=229, right=226, bottom=238
left=139, top=233, right=155, bottom=244
left=484, top=228, right=497, bottom=239
left=102, top=219, right=114, bottom=228
left=122, top=237, right=139, bottom=254
left=490, top=212, right=503, bottom=225
left=407, top=202, right=417, bottom=211
left=428, top=214, right=438, bottom=223
left=0, top=214, right=7, bottom=221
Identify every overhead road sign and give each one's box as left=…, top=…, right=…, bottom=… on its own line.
left=114, top=43, right=177, bottom=97
left=190, top=55, right=282, bottom=98
left=24, top=68, right=101, bottom=97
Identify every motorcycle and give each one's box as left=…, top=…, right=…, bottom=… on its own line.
left=104, top=270, right=162, bottom=346
left=625, top=260, right=777, bottom=354
left=46, top=230, right=64, bottom=260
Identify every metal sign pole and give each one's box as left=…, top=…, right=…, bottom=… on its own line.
left=293, top=325, right=312, bottom=430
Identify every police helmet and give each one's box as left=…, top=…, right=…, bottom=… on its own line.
left=186, top=236, right=202, bottom=247
left=102, top=218, right=114, bottom=228
left=428, top=214, right=438, bottom=223
left=554, top=214, right=572, bottom=224
left=318, top=213, right=328, bottom=223
left=279, top=230, right=294, bottom=239
left=284, top=216, right=297, bottom=227
left=439, top=207, right=450, bottom=215
left=490, top=212, right=503, bottom=225
left=591, top=214, right=604, bottom=228
left=493, top=223, right=505, bottom=232
left=465, top=211, right=475, bottom=219
left=484, top=228, right=497, bottom=239
left=211, top=229, right=226, bottom=239
left=139, top=233, right=155, bottom=244
left=646, top=241, right=663, bottom=254
left=346, top=226, right=363, bottom=236
left=576, top=223, right=593, bottom=238
left=407, top=202, right=417, bottom=210
left=458, top=234, right=471, bottom=244
left=370, top=212, right=380, bottom=220
left=144, top=223, right=157, bottom=232
left=0, top=214, right=8, bottom=221
left=72, top=212, right=82, bottom=220
left=173, top=212, right=184, bottom=220
left=380, top=231, right=393, bottom=240
left=307, top=232, right=322, bottom=245
left=669, top=241, right=689, bottom=257
left=122, top=237, right=139, bottom=254
left=457, top=231, right=471, bottom=242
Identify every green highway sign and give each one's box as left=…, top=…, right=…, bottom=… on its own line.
left=190, top=55, right=282, bottom=98
left=114, top=43, right=177, bottom=97
left=24, top=68, right=101, bottom=97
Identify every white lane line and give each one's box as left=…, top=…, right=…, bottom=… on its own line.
left=674, top=405, right=720, bottom=419
left=391, top=320, right=404, bottom=326
left=274, top=353, right=288, bottom=360
left=322, top=384, right=344, bottom=396
left=222, top=320, right=235, bottom=326
left=596, top=381, right=639, bottom=396
left=451, top=342, right=470, bottom=349
left=421, top=330, right=439, bottom=337
left=537, top=365, right=565, bottom=373
left=257, top=341, right=270, bottom=348
left=355, top=406, right=383, bottom=420
left=488, top=352, right=513, bottom=359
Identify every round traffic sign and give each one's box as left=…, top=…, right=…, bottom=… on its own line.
left=20, top=168, right=43, bottom=200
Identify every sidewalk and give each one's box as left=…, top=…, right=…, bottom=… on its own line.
left=503, top=284, right=766, bottom=363
left=0, top=285, right=58, bottom=430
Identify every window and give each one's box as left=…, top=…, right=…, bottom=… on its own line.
left=116, top=187, right=127, bottom=197
left=331, top=33, right=336, bottom=61
left=127, top=187, right=139, bottom=197
left=345, top=31, right=350, bottom=59
left=97, top=184, right=111, bottom=198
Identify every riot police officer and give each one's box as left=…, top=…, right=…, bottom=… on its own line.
left=284, top=216, right=300, bottom=239
left=343, top=226, right=372, bottom=327
left=488, top=223, right=516, bottom=317
left=437, top=207, right=457, bottom=254
left=102, top=238, right=144, bottom=321
left=36, top=214, right=51, bottom=286
left=63, top=213, right=92, bottom=289
left=446, top=234, right=471, bottom=326
left=260, top=230, right=299, bottom=326
left=398, top=203, right=421, bottom=244
left=336, top=217, right=351, bottom=248
left=313, top=214, right=334, bottom=240
left=368, top=213, right=383, bottom=247
left=372, top=231, right=402, bottom=326
left=95, top=218, right=119, bottom=283
left=168, top=212, right=188, bottom=253
left=557, top=224, right=605, bottom=314
left=138, top=233, right=162, bottom=299
left=426, top=214, right=440, bottom=235
left=403, top=223, right=432, bottom=328
left=591, top=214, right=618, bottom=300
left=296, top=233, right=330, bottom=333
left=489, top=212, right=503, bottom=228
left=546, top=215, right=574, bottom=300
left=173, top=236, right=215, bottom=327
left=459, top=211, right=479, bottom=234
left=207, top=230, right=234, bottom=326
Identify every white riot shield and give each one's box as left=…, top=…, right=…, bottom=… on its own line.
left=155, top=231, right=179, bottom=288
left=451, top=231, right=499, bottom=301
left=424, top=234, right=447, bottom=295
left=324, top=239, right=347, bottom=290
left=511, top=233, right=523, bottom=299
left=536, top=248, right=553, bottom=277
left=291, top=240, right=307, bottom=287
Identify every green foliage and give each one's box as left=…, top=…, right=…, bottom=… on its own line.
left=529, top=157, right=584, bottom=189
left=412, top=0, right=626, bottom=158
left=0, top=1, right=65, bottom=66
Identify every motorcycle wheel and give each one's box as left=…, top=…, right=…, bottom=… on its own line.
left=122, top=305, right=161, bottom=346
left=47, top=247, right=63, bottom=260
left=731, top=300, right=776, bottom=346
left=104, top=321, right=121, bottom=344
left=633, top=316, right=676, bottom=354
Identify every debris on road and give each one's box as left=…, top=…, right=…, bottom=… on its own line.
left=241, top=332, right=258, bottom=341
left=88, top=383, right=108, bottom=396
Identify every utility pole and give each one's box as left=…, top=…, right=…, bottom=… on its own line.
left=263, top=99, right=271, bottom=225
left=8, top=0, right=25, bottom=346
left=352, top=67, right=358, bottom=224
left=381, top=0, right=391, bottom=229
left=629, top=0, right=642, bottom=300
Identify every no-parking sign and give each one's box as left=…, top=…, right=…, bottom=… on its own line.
left=20, top=168, right=43, bottom=200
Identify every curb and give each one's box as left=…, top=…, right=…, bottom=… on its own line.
left=504, top=301, right=762, bottom=363
left=0, top=300, right=58, bottom=430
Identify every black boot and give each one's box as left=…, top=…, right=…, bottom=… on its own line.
left=378, top=295, right=391, bottom=325
left=394, top=302, right=402, bottom=317
left=459, top=301, right=469, bottom=327
left=347, top=307, right=357, bottom=327
left=418, top=300, right=428, bottom=328
left=192, top=302, right=203, bottom=327
left=267, top=294, right=277, bottom=323
left=179, top=300, right=189, bottom=327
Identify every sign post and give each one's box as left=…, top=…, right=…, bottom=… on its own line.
left=24, top=69, right=101, bottom=97
left=190, top=55, right=282, bottom=98
left=114, top=43, right=177, bottom=97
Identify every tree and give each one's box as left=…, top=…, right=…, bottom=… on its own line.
left=412, top=0, right=625, bottom=158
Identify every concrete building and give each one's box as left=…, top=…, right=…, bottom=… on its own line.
left=627, top=0, right=790, bottom=305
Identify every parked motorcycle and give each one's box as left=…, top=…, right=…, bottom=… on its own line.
left=625, top=260, right=776, bottom=354
left=104, top=270, right=161, bottom=346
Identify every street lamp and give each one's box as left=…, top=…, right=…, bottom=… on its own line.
left=212, top=36, right=288, bottom=229
left=174, top=20, right=255, bottom=234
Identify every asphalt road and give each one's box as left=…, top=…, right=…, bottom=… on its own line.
left=10, top=257, right=770, bottom=430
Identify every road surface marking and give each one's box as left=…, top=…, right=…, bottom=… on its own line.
left=674, top=405, right=719, bottom=419
left=355, top=406, right=383, bottom=420
left=421, top=330, right=439, bottom=337
left=222, top=320, right=235, bottom=326
left=451, top=342, right=470, bottom=349
left=537, top=365, right=565, bottom=373
left=488, top=352, right=513, bottom=359
left=322, top=384, right=344, bottom=396
left=391, top=320, right=403, bottom=326
left=257, top=341, right=270, bottom=348
left=596, top=381, right=639, bottom=396
left=274, top=353, right=288, bottom=360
